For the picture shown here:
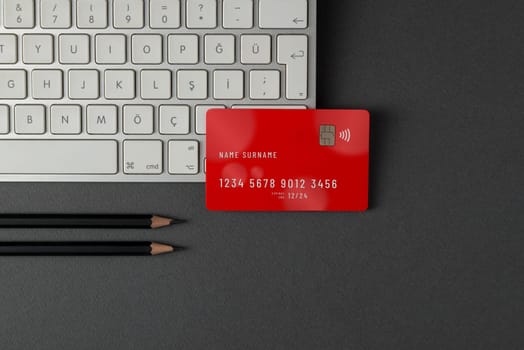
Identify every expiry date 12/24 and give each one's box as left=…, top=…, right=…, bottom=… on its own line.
left=219, top=178, right=339, bottom=190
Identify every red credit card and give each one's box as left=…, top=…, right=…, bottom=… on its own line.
left=206, top=109, right=370, bottom=211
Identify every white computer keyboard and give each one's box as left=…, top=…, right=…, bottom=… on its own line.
left=0, top=0, right=316, bottom=182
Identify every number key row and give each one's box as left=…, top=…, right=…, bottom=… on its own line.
left=2, top=0, right=308, bottom=30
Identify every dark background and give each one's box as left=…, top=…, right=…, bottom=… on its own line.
left=1, top=1, right=523, bottom=349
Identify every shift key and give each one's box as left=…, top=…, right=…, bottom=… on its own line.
left=0, top=140, right=117, bottom=174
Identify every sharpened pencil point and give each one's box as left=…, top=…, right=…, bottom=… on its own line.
left=150, top=215, right=180, bottom=229
left=150, top=242, right=175, bottom=256
left=170, top=218, right=187, bottom=225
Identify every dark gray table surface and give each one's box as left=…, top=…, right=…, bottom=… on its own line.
left=1, top=1, right=523, bottom=349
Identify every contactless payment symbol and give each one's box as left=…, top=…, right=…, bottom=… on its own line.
left=320, top=125, right=336, bottom=146
left=339, top=128, right=351, bottom=143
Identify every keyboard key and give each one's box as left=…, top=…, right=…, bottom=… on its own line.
left=69, top=70, right=99, bottom=99
left=0, top=70, right=27, bottom=99
left=114, top=0, right=144, bottom=28
left=168, top=35, right=199, bottom=64
left=96, top=35, right=126, bottom=64
left=159, top=105, right=190, bottom=135
left=0, top=35, right=18, bottom=64
left=150, top=0, right=180, bottom=29
left=87, top=105, right=117, bottom=134
left=0, top=105, right=9, bottom=134
left=259, top=0, right=307, bottom=29
left=177, top=70, right=208, bottom=99
left=23, top=35, right=54, bottom=64
left=59, top=34, right=90, bottom=64
left=249, top=70, right=280, bottom=99
left=277, top=35, right=308, bottom=99
left=223, top=0, right=253, bottom=29
left=132, top=35, right=162, bottom=64
left=186, top=0, right=217, bottom=29
left=77, top=0, right=108, bottom=28
left=41, top=0, right=71, bottom=28
left=32, top=70, right=63, bottom=99
left=205, top=35, right=235, bottom=64
left=14, top=105, right=46, bottom=134
left=241, top=35, right=271, bottom=64
left=123, top=105, right=154, bottom=134
left=124, top=140, right=163, bottom=174
left=105, top=70, right=135, bottom=99
left=141, top=70, right=172, bottom=100
left=168, top=140, right=199, bottom=174
left=0, top=140, right=117, bottom=174
left=195, top=105, right=225, bottom=134
left=4, top=0, right=35, bottom=28
left=213, top=70, right=244, bottom=99
left=50, top=105, right=82, bottom=134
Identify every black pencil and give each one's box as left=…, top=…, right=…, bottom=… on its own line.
left=0, top=241, right=177, bottom=256
left=0, top=214, right=184, bottom=229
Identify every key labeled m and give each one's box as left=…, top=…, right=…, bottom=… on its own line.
left=97, top=115, right=107, bottom=124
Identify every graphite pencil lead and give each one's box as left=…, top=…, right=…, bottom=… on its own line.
left=170, top=245, right=186, bottom=252
left=170, top=218, right=187, bottom=225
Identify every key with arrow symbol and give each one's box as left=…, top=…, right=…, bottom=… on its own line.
left=291, top=50, right=305, bottom=60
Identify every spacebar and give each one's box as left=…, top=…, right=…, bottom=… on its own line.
left=0, top=140, right=118, bottom=174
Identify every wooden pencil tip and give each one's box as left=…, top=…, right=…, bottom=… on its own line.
left=150, top=215, right=177, bottom=229
left=150, top=242, right=175, bottom=256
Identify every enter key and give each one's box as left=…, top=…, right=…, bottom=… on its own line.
left=277, top=35, right=308, bottom=100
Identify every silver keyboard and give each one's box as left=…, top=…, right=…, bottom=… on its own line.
left=0, top=0, right=316, bottom=182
